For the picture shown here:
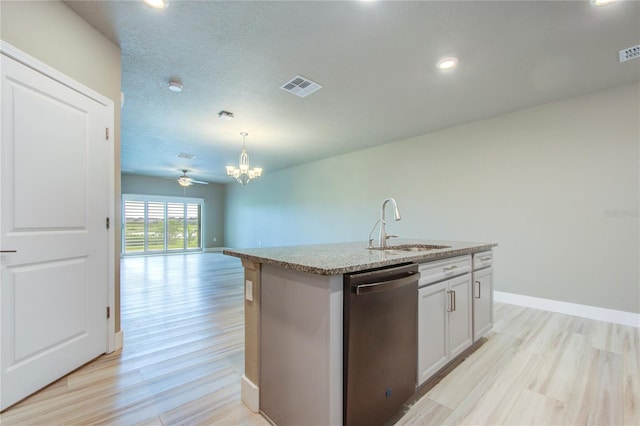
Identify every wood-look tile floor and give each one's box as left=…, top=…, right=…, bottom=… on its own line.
left=1, top=253, right=638, bottom=425
left=1, top=253, right=269, bottom=426
left=397, top=303, right=640, bottom=426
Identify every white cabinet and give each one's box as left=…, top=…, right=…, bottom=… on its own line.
left=417, top=281, right=448, bottom=385
left=473, top=266, right=494, bottom=341
left=472, top=250, right=494, bottom=342
left=419, top=255, right=471, bottom=286
left=473, top=250, right=493, bottom=270
left=448, top=274, right=473, bottom=358
left=417, top=273, right=472, bottom=386
left=417, top=251, right=494, bottom=386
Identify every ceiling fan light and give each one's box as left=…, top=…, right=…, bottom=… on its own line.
left=177, top=176, right=192, bottom=187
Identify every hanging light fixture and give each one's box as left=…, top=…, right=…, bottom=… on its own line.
left=226, top=132, right=263, bottom=185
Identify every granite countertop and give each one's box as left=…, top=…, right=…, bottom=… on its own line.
left=223, top=239, right=497, bottom=275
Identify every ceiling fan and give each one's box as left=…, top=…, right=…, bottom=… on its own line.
left=177, top=169, right=208, bottom=187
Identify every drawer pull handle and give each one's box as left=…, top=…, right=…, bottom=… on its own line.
left=475, top=280, right=481, bottom=298
left=443, top=265, right=458, bottom=272
left=447, top=290, right=453, bottom=312
left=452, top=290, right=456, bottom=312
left=0, top=250, right=17, bottom=253
left=480, top=257, right=491, bottom=261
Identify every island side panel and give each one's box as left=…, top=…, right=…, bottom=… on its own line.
left=260, top=264, right=343, bottom=426
left=241, top=259, right=260, bottom=412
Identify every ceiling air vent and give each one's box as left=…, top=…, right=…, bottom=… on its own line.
left=176, top=152, right=196, bottom=159
left=280, top=75, right=322, bottom=97
left=619, top=45, right=640, bottom=62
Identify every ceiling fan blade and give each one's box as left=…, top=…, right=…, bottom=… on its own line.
left=191, top=180, right=208, bottom=185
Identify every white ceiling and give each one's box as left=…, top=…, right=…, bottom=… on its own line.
left=65, top=0, right=640, bottom=184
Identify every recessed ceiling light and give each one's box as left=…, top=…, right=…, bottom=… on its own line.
left=218, top=111, right=235, bottom=120
left=168, top=80, right=183, bottom=92
left=590, top=0, right=615, bottom=6
left=436, top=57, right=458, bottom=71
left=143, top=0, right=169, bottom=9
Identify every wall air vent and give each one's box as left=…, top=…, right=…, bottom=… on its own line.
left=619, top=45, right=640, bottom=62
left=280, top=75, right=322, bottom=97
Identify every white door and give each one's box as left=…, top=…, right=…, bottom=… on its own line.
left=0, top=53, right=111, bottom=410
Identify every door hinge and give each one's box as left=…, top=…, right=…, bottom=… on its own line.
left=106, top=127, right=110, bottom=141
left=107, top=306, right=111, bottom=319
left=106, top=217, right=110, bottom=229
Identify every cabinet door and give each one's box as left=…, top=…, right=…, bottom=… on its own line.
left=417, top=282, right=448, bottom=386
left=448, top=274, right=473, bottom=359
left=473, top=267, right=494, bottom=341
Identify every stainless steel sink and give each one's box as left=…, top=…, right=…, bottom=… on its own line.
left=370, top=244, right=451, bottom=252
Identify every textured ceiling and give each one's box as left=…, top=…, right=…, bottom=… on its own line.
left=65, top=0, right=640, bottom=184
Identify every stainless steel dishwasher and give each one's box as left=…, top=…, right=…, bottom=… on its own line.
left=343, top=262, right=418, bottom=426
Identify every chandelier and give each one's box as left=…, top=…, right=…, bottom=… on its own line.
left=226, top=132, right=263, bottom=185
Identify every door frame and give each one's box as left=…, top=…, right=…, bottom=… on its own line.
left=1, top=40, right=117, bottom=353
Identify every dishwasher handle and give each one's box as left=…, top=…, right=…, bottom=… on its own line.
left=354, top=272, right=417, bottom=296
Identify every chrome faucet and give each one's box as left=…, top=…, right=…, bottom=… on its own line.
left=379, top=198, right=401, bottom=248
left=368, top=219, right=382, bottom=249
left=368, top=198, right=401, bottom=249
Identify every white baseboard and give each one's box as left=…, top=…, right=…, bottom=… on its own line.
left=494, top=291, right=640, bottom=328
left=114, top=330, right=124, bottom=351
left=241, top=374, right=259, bottom=413
left=204, top=247, right=228, bottom=253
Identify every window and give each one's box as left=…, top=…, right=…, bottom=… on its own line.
left=167, top=202, right=184, bottom=251
left=122, top=194, right=203, bottom=255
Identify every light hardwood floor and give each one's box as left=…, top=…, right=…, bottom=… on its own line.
left=1, top=253, right=268, bottom=426
left=1, top=253, right=638, bottom=425
left=397, top=302, right=639, bottom=425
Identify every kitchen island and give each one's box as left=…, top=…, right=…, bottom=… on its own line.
left=224, top=239, right=497, bottom=425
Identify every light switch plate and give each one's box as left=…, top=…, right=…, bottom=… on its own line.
left=245, top=280, right=254, bottom=301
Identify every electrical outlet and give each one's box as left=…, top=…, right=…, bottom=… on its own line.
left=213, top=237, right=217, bottom=242
left=245, top=280, right=254, bottom=301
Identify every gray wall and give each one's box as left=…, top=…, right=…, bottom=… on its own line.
left=225, top=83, right=640, bottom=314
left=121, top=174, right=226, bottom=249
left=1, top=0, right=123, bottom=330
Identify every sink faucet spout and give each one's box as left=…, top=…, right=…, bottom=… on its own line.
left=378, top=198, right=401, bottom=248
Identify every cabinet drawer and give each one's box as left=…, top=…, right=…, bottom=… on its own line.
left=419, top=255, right=471, bottom=286
left=473, top=251, right=493, bottom=270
